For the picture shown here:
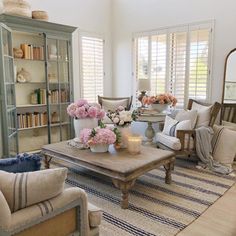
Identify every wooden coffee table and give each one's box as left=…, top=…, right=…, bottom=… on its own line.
left=41, top=141, right=175, bottom=209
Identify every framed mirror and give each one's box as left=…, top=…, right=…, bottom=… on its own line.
left=221, top=49, right=236, bottom=124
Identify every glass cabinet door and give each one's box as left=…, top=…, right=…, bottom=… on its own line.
left=0, top=23, right=18, bottom=157
left=46, top=36, right=72, bottom=143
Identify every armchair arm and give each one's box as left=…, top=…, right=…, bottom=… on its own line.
left=1, top=187, right=90, bottom=236
left=176, top=130, right=196, bottom=151
left=0, top=190, right=11, bottom=231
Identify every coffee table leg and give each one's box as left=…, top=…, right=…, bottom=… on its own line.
left=44, top=155, right=52, bottom=169
left=112, top=179, right=136, bottom=209
left=164, top=160, right=174, bottom=184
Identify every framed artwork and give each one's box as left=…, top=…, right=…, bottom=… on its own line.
left=224, top=82, right=236, bottom=100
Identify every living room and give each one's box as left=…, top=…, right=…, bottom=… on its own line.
left=0, top=0, right=236, bottom=236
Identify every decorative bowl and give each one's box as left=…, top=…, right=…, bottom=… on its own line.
left=151, top=103, right=168, bottom=112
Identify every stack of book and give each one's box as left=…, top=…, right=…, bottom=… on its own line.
left=30, top=89, right=47, bottom=104
left=49, top=90, right=59, bottom=104
left=17, top=112, right=48, bottom=129
left=20, top=44, right=44, bottom=60
left=61, top=89, right=68, bottom=103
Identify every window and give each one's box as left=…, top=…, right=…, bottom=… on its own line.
left=80, top=35, right=104, bottom=103
left=134, top=22, right=213, bottom=107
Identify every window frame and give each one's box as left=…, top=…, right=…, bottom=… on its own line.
left=132, top=20, right=214, bottom=108
left=79, top=31, right=105, bottom=103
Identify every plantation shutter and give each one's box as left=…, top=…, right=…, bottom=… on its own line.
left=188, top=28, right=210, bottom=100
left=150, top=34, right=167, bottom=95
left=81, top=36, right=104, bottom=103
left=168, top=31, right=187, bottom=108
left=136, top=36, right=149, bottom=80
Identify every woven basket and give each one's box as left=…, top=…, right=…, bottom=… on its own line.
left=32, top=10, right=48, bottom=21
left=3, top=0, right=31, bottom=18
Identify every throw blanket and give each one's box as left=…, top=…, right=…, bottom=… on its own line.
left=195, top=126, right=231, bottom=175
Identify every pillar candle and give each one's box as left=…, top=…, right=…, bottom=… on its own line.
left=127, top=135, right=142, bottom=155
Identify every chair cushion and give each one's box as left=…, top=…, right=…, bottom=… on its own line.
left=222, top=120, right=236, bottom=131
left=88, top=203, right=102, bottom=227
left=156, top=132, right=181, bottom=150
left=191, top=101, right=212, bottom=128
left=212, top=125, right=236, bottom=166
left=175, top=109, right=198, bottom=129
left=102, top=99, right=128, bottom=112
left=0, top=168, right=67, bottom=213
left=0, top=191, right=11, bottom=230
left=0, top=153, right=41, bottom=173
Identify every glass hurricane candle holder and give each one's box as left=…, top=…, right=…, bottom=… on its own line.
left=127, top=135, right=142, bottom=155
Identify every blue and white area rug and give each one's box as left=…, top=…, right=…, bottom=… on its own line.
left=62, top=160, right=235, bottom=236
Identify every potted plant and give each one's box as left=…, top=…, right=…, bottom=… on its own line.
left=67, top=99, right=105, bottom=139
left=80, top=126, right=117, bottom=153
left=142, top=93, right=177, bottom=112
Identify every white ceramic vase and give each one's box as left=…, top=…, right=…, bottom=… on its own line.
left=117, top=125, right=131, bottom=148
left=74, top=118, right=98, bottom=139
left=151, top=103, right=168, bottom=112
left=90, top=144, right=109, bottom=153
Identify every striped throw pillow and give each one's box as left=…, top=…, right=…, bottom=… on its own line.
left=0, top=168, right=67, bottom=213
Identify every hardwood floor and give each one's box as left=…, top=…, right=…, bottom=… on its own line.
left=178, top=183, right=236, bottom=236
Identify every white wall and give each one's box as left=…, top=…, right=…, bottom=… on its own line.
left=28, top=0, right=113, bottom=99
left=111, top=0, right=236, bottom=102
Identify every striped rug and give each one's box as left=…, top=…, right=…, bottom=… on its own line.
left=59, top=160, right=235, bottom=236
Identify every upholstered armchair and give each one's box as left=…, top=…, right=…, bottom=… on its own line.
left=156, top=99, right=221, bottom=157
left=0, top=155, right=102, bottom=236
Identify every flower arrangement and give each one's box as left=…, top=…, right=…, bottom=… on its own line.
left=142, top=93, right=177, bottom=107
left=107, top=106, right=139, bottom=127
left=67, top=99, right=105, bottom=119
left=80, top=126, right=117, bottom=147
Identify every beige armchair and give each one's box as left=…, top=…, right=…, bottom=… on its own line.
left=0, top=187, right=102, bottom=236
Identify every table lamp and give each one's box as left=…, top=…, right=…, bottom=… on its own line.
left=137, top=79, right=151, bottom=106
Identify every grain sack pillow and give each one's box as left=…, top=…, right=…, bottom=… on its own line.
left=212, top=125, right=236, bottom=166
left=0, top=168, right=67, bottom=213
left=191, top=101, right=212, bottom=128
left=163, top=116, right=192, bottom=137
left=175, top=109, right=198, bottom=129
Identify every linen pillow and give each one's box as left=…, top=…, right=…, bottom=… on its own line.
left=222, top=120, right=236, bottom=131
left=191, top=101, right=212, bottom=128
left=212, top=125, right=236, bottom=166
left=175, top=109, right=198, bottom=129
left=163, top=116, right=192, bottom=137
left=0, top=167, right=67, bottom=213
left=102, top=99, right=128, bottom=112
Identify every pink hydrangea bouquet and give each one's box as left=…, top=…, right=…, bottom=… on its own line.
left=67, top=99, right=105, bottom=119
left=80, top=126, right=117, bottom=147
left=107, top=106, right=139, bottom=127
left=142, top=93, right=177, bottom=106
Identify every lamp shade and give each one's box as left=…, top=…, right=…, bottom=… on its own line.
left=138, top=79, right=151, bottom=91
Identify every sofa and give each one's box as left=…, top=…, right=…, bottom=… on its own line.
left=0, top=155, right=102, bottom=236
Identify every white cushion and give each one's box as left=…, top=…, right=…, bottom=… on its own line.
left=175, top=109, right=198, bottom=129
left=163, top=116, right=178, bottom=136
left=163, top=116, right=192, bottom=137
left=156, top=132, right=181, bottom=150
left=0, top=168, right=67, bottom=213
left=102, top=99, right=128, bottom=112
left=156, top=132, right=194, bottom=151
left=191, top=101, right=212, bottom=128
left=0, top=191, right=11, bottom=230
left=212, top=125, right=236, bottom=166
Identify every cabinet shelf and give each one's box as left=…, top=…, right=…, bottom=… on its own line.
left=16, top=81, right=45, bottom=84
left=18, top=122, right=70, bottom=131
left=17, top=104, right=47, bottom=108
left=14, top=58, right=45, bottom=62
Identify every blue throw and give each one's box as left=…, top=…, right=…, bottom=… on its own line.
left=0, top=153, right=41, bottom=173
